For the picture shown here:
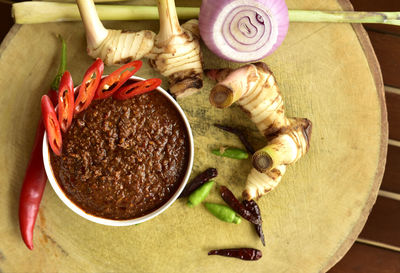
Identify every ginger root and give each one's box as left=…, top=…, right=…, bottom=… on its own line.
left=77, top=0, right=203, bottom=98
left=207, top=62, right=312, bottom=200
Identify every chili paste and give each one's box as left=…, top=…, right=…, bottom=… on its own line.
left=50, top=90, right=189, bottom=220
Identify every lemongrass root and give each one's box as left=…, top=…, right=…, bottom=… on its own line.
left=76, top=0, right=155, bottom=65
left=148, top=0, right=203, bottom=98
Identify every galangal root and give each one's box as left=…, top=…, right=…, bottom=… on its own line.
left=76, top=0, right=203, bottom=98
left=207, top=62, right=312, bottom=200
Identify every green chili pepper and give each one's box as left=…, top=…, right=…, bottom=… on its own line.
left=187, top=180, right=215, bottom=207
left=211, top=147, right=249, bottom=159
left=50, top=35, right=67, bottom=91
left=204, top=202, right=241, bottom=224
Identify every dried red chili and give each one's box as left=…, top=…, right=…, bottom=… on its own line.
left=243, top=199, right=265, bottom=246
left=179, top=168, right=218, bottom=198
left=208, top=248, right=262, bottom=261
left=220, top=186, right=261, bottom=225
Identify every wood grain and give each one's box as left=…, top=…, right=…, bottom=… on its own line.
left=386, top=91, right=400, bottom=140
left=329, top=242, right=400, bottom=273
left=350, top=0, right=400, bottom=10
left=323, top=0, right=388, bottom=271
left=0, top=4, right=12, bottom=42
left=350, top=0, right=400, bottom=36
left=367, top=31, right=400, bottom=88
left=358, top=196, right=400, bottom=247
left=0, top=0, right=387, bottom=272
left=381, top=145, right=400, bottom=193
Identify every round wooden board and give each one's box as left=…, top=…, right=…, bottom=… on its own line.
left=0, top=0, right=387, bottom=272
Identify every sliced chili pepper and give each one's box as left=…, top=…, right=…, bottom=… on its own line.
left=57, top=71, right=74, bottom=133
left=220, top=186, right=261, bottom=225
left=113, top=78, right=162, bottom=100
left=74, top=58, right=104, bottom=115
left=208, top=248, right=262, bottom=261
left=95, top=60, right=142, bottom=100
left=243, top=200, right=265, bottom=246
left=41, top=95, right=62, bottom=156
left=179, top=168, right=218, bottom=198
left=48, top=90, right=59, bottom=106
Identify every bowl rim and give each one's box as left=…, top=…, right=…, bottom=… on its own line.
left=42, top=75, right=194, bottom=226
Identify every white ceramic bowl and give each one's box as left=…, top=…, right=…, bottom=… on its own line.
left=43, top=75, right=194, bottom=226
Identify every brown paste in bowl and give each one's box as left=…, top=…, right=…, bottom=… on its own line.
left=50, top=89, right=189, bottom=220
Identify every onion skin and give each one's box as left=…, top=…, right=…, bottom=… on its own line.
left=199, top=0, right=289, bottom=63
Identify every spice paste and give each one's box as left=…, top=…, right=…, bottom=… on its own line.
left=50, top=90, right=189, bottom=220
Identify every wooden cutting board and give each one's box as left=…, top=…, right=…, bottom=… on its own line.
left=0, top=0, right=387, bottom=272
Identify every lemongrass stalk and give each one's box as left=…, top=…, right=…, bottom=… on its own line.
left=156, top=0, right=182, bottom=45
left=289, top=10, right=400, bottom=26
left=12, top=1, right=400, bottom=26
left=76, top=0, right=107, bottom=49
left=12, top=2, right=199, bottom=24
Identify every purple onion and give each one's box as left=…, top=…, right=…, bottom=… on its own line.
left=199, top=0, right=289, bottom=63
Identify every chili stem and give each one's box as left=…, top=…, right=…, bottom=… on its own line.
left=50, top=35, right=67, bottom=91
left=12, top=2, right=400, bottom=26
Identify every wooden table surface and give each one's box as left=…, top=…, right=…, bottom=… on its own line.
left=0, top=0, right=398, bottom=272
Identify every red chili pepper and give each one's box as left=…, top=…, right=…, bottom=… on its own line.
left=19, top=118, right=47, bottom=250
left=57, top=71, right=74, bottom=133
left=20, top=90, right=60, bottom=251
left=48, top=89, right=59, bottom=106
left=19, top=36, right=66, bottom=250
left=113, top=78, right=162, bottom=100
left=95, top=60, right=142, bottom=100
left=41, top=95, right=62, bottom=156
left=74, top=58, right=104, bottom=115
